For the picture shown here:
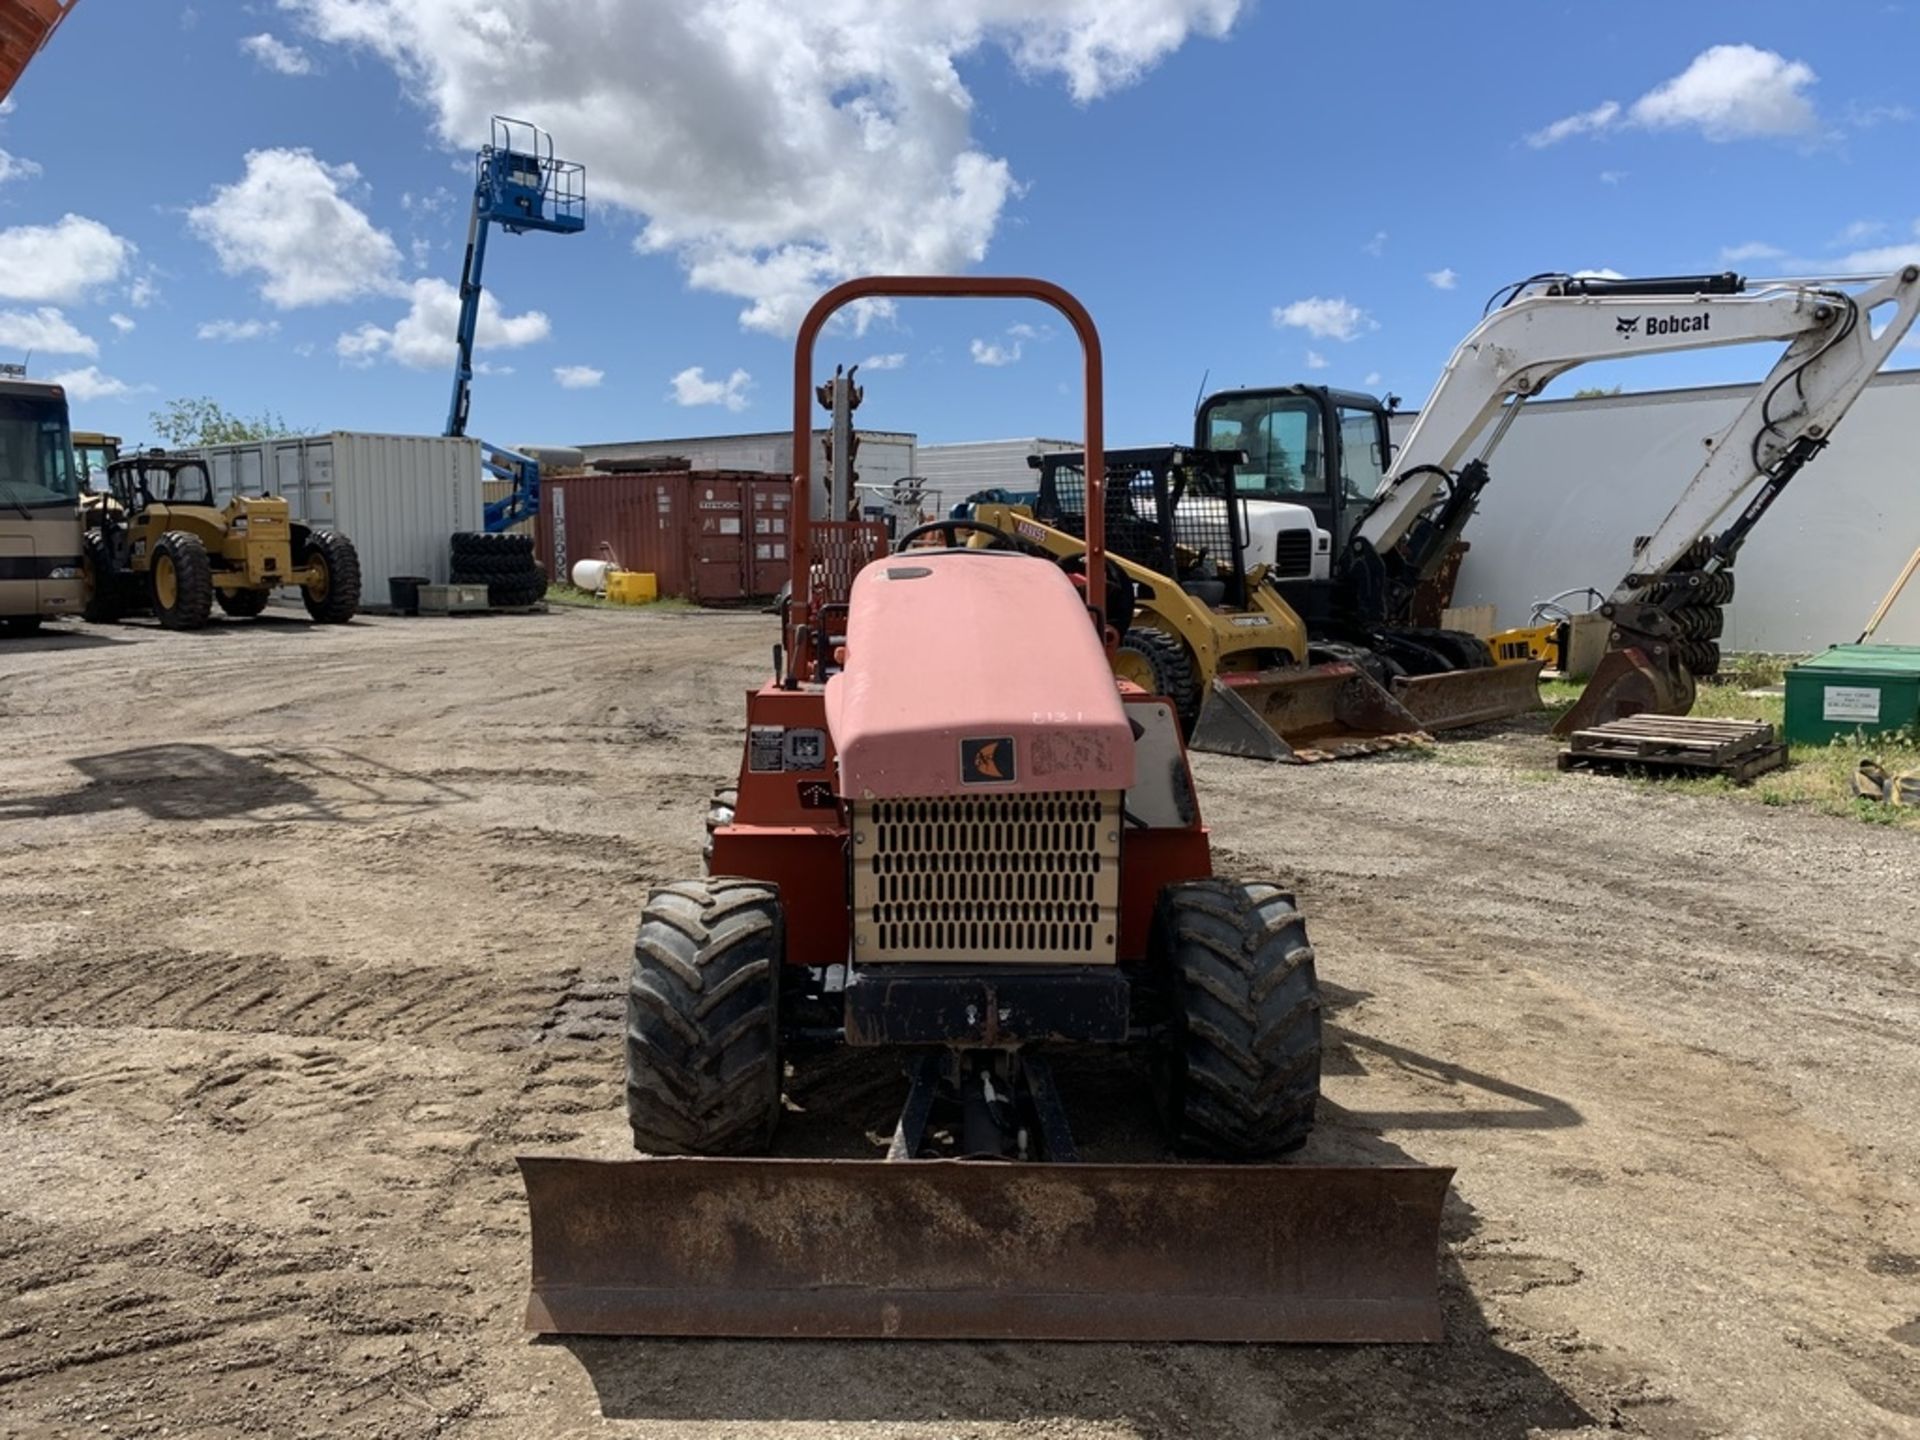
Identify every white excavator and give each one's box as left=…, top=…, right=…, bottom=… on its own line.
left=1198, top=263, right=1920, bottom=732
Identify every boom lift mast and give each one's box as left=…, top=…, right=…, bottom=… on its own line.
left=444, top=116, right=585, bottom=531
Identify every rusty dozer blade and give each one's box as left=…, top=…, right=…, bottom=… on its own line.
left=1392, top=659, right=1545, bottom=733
left=1190, top=663, right=1432, bottom=763
left=520, top=1156, right=1453, bottom=1343
left=1550, top=644, right=1697, bottom=737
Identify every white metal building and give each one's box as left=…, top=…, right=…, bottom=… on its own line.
left=915, top=438, right=1081, bottom=505
left=1389, top=369, right=1920, bottom=651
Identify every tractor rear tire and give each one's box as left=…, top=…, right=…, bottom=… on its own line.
left=0, top=616, right=42, bottom=637
left=301, top=530, right=362, bottom=623
left=1152, top=879, right=1321, bottom=1159
left=1116, top=627, right=1201, bottom=732
left=217, top=587, right=272, bottom=618
left=702, top=786, right=737, bottom=870
left=626, top=878, right=784, bottom=1156
left=150, top=532, right=215, bottom=631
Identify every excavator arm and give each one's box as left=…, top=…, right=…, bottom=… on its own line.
left=1352, top=266, right=1920, bottom=729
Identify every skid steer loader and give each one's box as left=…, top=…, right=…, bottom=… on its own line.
left=519, top=276, right=1452, bottom=1344
left=965, top=445, right=1429, bottom=762
left=82, top=451, right=360, bottom=629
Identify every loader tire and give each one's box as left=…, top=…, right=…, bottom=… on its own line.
left=1152, top=879, right=1321, bottom=1159
left=217, top=586, right=272, bottom=618
left=81, top=531, right=123, bottom=624
left=301, top=530, right=361, bottom=623
left=702, top=786, right=737, bottom=870
left=1115, top=628, right=1200, bottom=731
left=0, top=616, right=42, bottom=636
left=150, top=532, right=215, bottom=631
left=626, top=878, right=783, bottom=1156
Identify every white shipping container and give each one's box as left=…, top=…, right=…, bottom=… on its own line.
left=182, top=432, right=485, bottom=597
left=1387, top=368, right=1920, bottom=651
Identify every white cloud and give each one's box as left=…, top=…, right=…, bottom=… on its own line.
left=1362, top=230, right=1387, bottom=258
left=669, top=365, right=752, bottom=411
left=335, top=276, right=549, bottom=368
left=1363, top=371, right=1382, bottom=387
left=1833, top=241, right=1920, bottom=273
left=196, top=318, right=281, bottom=342
left=860, top=352, right=906, bottom=370
left=0, top=307, right=96, bottom=357
left=553, top=363, right=604, bottom=389
left=189, top=149, right=405, bottom=307
left=1720, top=241, right=1786, bottom=264
left=1273, top=296, right=1375, bottom=342
left=969, top=336, right=1022, bottom=366
left=1572, top=268, right=1626, bottom=280
left=107, top=313, right=135, bottom=336
left=1525, top=100, right=1620, bottom=149
left=283, top=0, right=1244, bottom=335
left=1844, top=100, right=1912, bottom=130
left=1425, top=267, right=1457, bottom=291
left=1630, top=45, right=1818, bottom=140
left=241, top=32, right=314, bottom=75
left=1599, top=169, right=1628, bottom=185
left=127, top=273, right=158, bottom=309
left=1304, top=350, right=1328, bottom=371
left=1835, top=220, right=1887, bottom=246
left=48, top=366, right=138, bottom=402
left=0, top=149, right=41, bottom=183
left=0, top=215, right=133, bottom=303
left=1527, top=45, right=1821, bottom=149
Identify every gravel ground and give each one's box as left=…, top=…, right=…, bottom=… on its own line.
left=0, top=605, right=1916, bottom=1440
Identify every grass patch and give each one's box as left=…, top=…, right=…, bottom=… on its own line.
left=544, top=583, right=695, bottom=613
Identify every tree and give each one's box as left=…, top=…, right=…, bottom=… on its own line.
left=1571, top=385, right=1623, bottom=399
left=147, top=397, right=299, bottom=447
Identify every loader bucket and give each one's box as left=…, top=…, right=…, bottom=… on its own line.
left=520, top=1155, right=1454, bottom=1343
left=1191, top=664, right=1432, bottom=763
left=1550, top=645, right=1695, bottom=737
left=1392, top=660, right=1545, bottom=733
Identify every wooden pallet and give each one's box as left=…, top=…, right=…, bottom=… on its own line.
left=1557, top=713, right=1788, bottom=784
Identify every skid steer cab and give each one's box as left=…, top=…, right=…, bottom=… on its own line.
left=82, top=450, right=360, bottom=630
left=519, top=276, right=1452, bottom=1347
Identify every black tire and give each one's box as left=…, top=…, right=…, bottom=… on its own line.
left=1152, top=879, right=1321, bottom=1159
left=216, top=586, right=272, bottom=618
left=81, top=530, right=124, bottom=624
left=702, top=786, right=737, bottom=869
left=1308, top=641, right=1405, bottom=688
left=626, top=878, right=784, bottom=1155
left=0, top=616, right=42, bottom=637
left=150, top=532, right=215, bottom=631
left=1115, top=627, right=1201, bottom=731
left=301, top=530, right=361, bottom=623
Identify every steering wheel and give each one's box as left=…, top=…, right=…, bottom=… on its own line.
left=893, top=517, right=1020, bottom=553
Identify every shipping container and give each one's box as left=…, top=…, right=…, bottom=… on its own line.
left=1388, top=368, right=1920, bottom=651
left=182, top=432, right=484, bottom=596
left=540, top=470, right=797, bottom=604
left=576, top=428, right=915, bottom=519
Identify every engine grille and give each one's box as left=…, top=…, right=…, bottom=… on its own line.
left=851, top=791, right=1122, bottom=965
left=1272, top=528, right=1314, bottom=578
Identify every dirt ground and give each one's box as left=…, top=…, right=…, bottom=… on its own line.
left=2, top=604, right=1917, bottom=1440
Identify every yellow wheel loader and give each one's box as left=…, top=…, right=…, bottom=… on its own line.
left=83, top=450, right=361, bottom=629
left=971, top=446, right=1428, bottom=762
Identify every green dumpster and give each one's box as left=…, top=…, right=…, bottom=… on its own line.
left=1783, top=645, right=1920, bottom=746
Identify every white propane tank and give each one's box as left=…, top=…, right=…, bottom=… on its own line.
left=571, top=559, right=614, bottom=592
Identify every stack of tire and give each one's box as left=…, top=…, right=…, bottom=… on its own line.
left=449, top=531, right=547, bottom=609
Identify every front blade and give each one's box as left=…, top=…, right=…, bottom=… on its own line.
left=1550, top=645, right=1695, bottom=737
left=1192, top=666, right=1431, bottom=764
left=520, top=1156, right=1453, bottom=1343
left=1392, top=660, right=1544, bottom=732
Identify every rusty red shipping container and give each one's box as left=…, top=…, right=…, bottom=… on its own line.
left=539, top=471, right=797, bottom=605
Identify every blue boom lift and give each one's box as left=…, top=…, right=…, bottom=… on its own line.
left=445, top=116, right=585, bottom=531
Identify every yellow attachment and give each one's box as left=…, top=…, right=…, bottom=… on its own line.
left=1489, top=623, right=1562, bottom=668
left=606, top=569, right=658, bottom=604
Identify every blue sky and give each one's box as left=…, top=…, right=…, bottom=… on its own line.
left=3, top=1, right=1917, bottom=450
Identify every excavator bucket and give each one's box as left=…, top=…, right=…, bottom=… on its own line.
left=1190, top=663, right=1432, bottom=763
left=1550, top=645, right=1696, bottom=737
left=1392, top=660, right=1545, bottom=733
left=520, top=1156, right=1454, bottom=1342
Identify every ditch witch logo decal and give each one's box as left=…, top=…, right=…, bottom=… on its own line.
left=961, top=736, right=1016, bottom=785
left=1618, top=313, right=1710, bottom=339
